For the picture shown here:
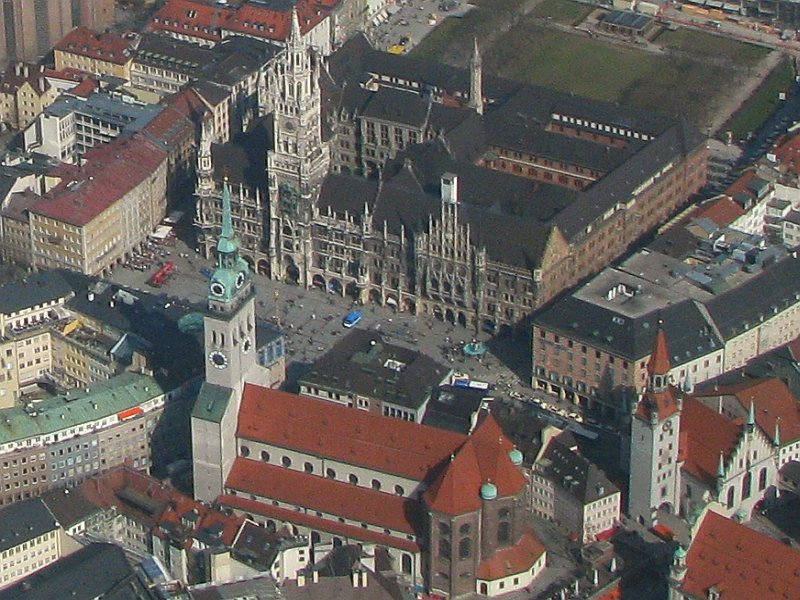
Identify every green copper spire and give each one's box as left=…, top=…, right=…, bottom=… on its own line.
left=217, top=179, right=238, bottom=257
left=716, top=451, right=725, bottom=479
left=774, top=418, right=781, bottom=447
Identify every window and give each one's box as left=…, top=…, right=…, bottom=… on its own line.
left=726, top=486, right=735, bottom=509
left=240, top=445, right=250, bottom=458
left=759, top=467, right=768, bottom=491
left=395, top=484, right=405, bottom=496
left=742, top=472, right=752, bottom=499
left=458, top=537, right=471, bottom=559
left=438, top=538, right=450, bottom=559
left=498, top=521, right=511, bottom=544
left=260, top=450, right=270, bottom=462
left=281, top=456, right=292, bottom=468
left=371, top=479, right=381, bottom=491
left=349, top=474, right=359, bottom=485
left=438, top=522, right=450, bottom=536
left=326, top=468, right=336, bottom=479
left=304, top=462, right=313, bottom=474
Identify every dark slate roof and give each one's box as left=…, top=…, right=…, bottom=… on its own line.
left=317, top=174, right=378, bottom=223
left=0, top=542, right=157, bottom=600
left=39, top=487, right=100, bottom=529
left=539, top=437, right=619, bottom=504
left=298, top=329, right=450, bottom=410
left=0, top=498, right=58, bottom=553
left=201, top=36, right=280, bottom=88
left=135, top=32, right=215, bottom=76
left=360, top=87, right=431, bottom=128
left=706, top=256, right=800, bottom=341
left=0, top=270, right=74, bottom=315
left=490, top=401, right=549, bottom=465
left=191, top=79, right=229, bottom=107
left=212, top=116, right=271, bottom=190
left=534, top=296, right=722, bottom=364
left=421, top=385, right=487, bottom=434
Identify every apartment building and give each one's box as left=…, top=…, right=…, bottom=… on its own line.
left=53, top=27, right=136, bottom=80
left=0, top=371, right=167, bottom=506
left=27, top=133, right=168, bottom=276
left=0, top=63, right=57, bottom=131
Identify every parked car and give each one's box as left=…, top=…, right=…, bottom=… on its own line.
left=199, top=266, right=214, bottom=280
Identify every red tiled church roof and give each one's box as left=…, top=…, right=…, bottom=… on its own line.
left=680, top=397, right=742, bottom=485
left=237, top=385, right=466, bottom=482
left=636, top=329, right=680, bottom=422
left=225, top=458, right=419, bottom=535
left=683, top=510, right=800, bottom=599
left=218, top=494, right=420, bottom=553
left=477, top=530, right=545, bottom=581
left=424, top=415, right=525, bottom=516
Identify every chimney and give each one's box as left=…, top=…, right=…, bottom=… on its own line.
left=297, top=572, right=306, bottom=587
left=351, top=570, right=360, bottom=588
left=312, top=569, right=319, bottom=583
left=441, top=173, right=458, bottom=204
left=360, top=570, right=368, bottom=587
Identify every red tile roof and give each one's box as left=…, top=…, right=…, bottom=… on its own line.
left=697, top=378, right=800, bottom=444
left=225, top=458, right=419, bottom=535
left=236, top=384, right=466, bottom=482
left=31, top=133, right=167, bottom=227
left=0, top=63, right=51, bottom=96
left=774, top=132, right=800, bottom=176
left=683, top=510, right=800, bottom=600
left=42, top=66, right=92, bottom=83
left=680, top=397, right=742, bottom=485
left=648, top=329, right=671, bottom=376
left=424, top=415, right=526, bottom=516
left=54, top=27, right=134, bottom=65
left=723, top=169, right=758, bottom=198
left=219, top=494, right=421, bottom=553
left=150, top=0, right=332, bottom=44
left=477, top=530, right=546, bottom=580
left=692, top=196, right=746, bottom=229
left=150, top=0, right=233, bottom=43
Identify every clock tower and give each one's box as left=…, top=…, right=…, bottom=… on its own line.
left=192, top=179, right=263, bottom=502
left=266, top=8, right=329, bottom=285
left=628, top=328, right=683, bottom=526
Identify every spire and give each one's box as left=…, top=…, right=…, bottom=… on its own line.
left=683, top=370, right=693, bottom=394
left=221, top=178, right=234, bottom=242
left=290, top=8, right=302, bottom=47
left=716, top=451, right=725, bottom=479
left=746, top=399, right=756, bottom=434
left=775, top=418, right=782, bottom=447
left=468, top=37, right=483, bottom=116
left=647, top=327, right=671, bottom=394
left=216, top=178, right=240, bottom=260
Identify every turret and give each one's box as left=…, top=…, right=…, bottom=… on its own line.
left=716, top=451, right=726, bottom=491
left=746, top=399, right=756, bottom=436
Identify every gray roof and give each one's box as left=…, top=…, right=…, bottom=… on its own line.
left=421, top=385, right=486, bottom=434
left=39, top=487, right=101, bottom=529
left=192, top=381, right=233, bottom=423
left=0, top=542, right=156, bottom=600
left=212, top=116, right=270, bottom=191
left=539, top=437, right=619, bottom=504
left=44, top=91, right=161, bottom=135
left=706, top=255, right=800, bottom=340
left=0, top=498, right=58, bottom=553
left=299, top=329, right=450, bottom=410
left=0, top=270, right=74, bottom=315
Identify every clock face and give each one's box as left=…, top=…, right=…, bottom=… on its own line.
left=284, top=120, right=295, bottom=132
left=210, top=281, right=226, bottom=297
left=235, top=271, right=246, bottom=289
left=209, top=350, right=228, bottom=369
left=242, top=336, right=252, bottom=354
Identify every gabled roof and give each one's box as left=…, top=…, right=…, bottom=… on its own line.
left=692, top=196, right=746, bottom=229
left=424, top=415, right=525, bottom=515
left=225, top=458, right=419, bottom=534
left=680, top=397, right=742, bottom=485
left=694, top=377, right=800, bottom=445
left=237, top=385, right=466, bottom=482
left=683, top=510, right=800, bottom=599
left=0, top=498, right=58, bottom=553
left=150, top=0, right=233, bottom=43
left=477, top=530, right=546, bottom=581
left=0, top=270, right=73, bottom=315
left=54, top=27, right=133, bottom=65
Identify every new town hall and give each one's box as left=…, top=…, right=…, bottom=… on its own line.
left=195, top=14, right=707, bottom=332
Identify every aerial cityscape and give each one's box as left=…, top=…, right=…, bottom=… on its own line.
left=2, top=0, right=800, bottom=598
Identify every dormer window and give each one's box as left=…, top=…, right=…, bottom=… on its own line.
left=187, top=9, right=197, bottom=18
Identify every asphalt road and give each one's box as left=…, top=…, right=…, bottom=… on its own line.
left=369, top=0, right=472, bottom=52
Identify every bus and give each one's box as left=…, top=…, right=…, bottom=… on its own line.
left=342, top=310, right=363, bottom=328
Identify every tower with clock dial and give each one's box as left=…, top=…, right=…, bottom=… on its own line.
left=265, top=8, right=329, bottom=285
left=193, top=179, right=264, bottom=502
left=628, top=328, right=683, bottom=526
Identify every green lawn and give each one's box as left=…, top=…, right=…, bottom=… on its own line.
left=529, top=0, right=595, bottom=25
left=656, top=28, right=768, bottom=67
left=723, top=57, right=796, bottom=140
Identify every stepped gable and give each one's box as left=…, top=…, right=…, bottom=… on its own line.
left=680, top=397, right=742, bottom=485
left=236, top=384, right=466, bottom=481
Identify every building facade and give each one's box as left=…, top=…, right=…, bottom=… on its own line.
left=0, top=63, right=57, bottom=131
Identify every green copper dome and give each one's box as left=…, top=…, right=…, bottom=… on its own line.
left=480, top=482, right=497, bottom=501
left=674, top=545, right=687, bottom=560
left=509, top=448, right=523, bottom=466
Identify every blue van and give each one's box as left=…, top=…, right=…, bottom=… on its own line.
left=342, top=310, right=363, bottom=328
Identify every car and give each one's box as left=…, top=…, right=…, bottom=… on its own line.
left=399, top=18, right=409, bottom=26
left=199, top=266, right=214, bottom=280
left=342, top=310, right=363, bottom=328
left=399, top=36, right=410, bottom=46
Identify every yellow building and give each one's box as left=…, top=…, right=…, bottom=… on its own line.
left=0, top=63, right=57, bottom=130
left=53, top=27, right=134, bottom=81
left=29, top=133, right=168, bottom=276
